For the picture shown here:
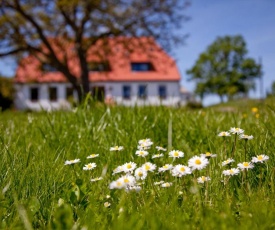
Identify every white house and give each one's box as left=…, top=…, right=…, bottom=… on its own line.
left=14, top=37, right=187, bottom=110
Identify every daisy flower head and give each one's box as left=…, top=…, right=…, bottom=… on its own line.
left=229, top=127, right=244, bottom=135
left=237, top=162, right=254, bottom=170
left=197, top=176, right=211, bottom=184
left=188, top=155, right=209, bottom=170
left=154, top=181, right=164, bottom=185
left=169, top=150, right=184, bottom=159
left=142, top=162, right=157, bottom=172
left=83, top=162, right=97, bottom=170
left=87, top=154, right=99, bottom=159
left=171, top=164, right=192, bottom=177
left=222, top=168, right=240, bottom=176
left=91, top=177, right=103, bottom=182
left=122, top=162, right=137, bottom=173
left=252, top=154, right=269, bottom=163
left=158, top=164, right=173, bottom=173
left=134, top=167, right=148, bottom=180
left=112, top=166, right=124, bottom=175
left=240, top=134, right=253, bottom=140
left=118, top=174, right=136, bottom=187
left=156, top=146, right=167, bottom=151
left=104, top=202, right=111, bottom=208
left=161, top=182, right=173, bottom=188
left=64, top=159, right=80, bottom=165
left=110, top=146, right=124, bottom=151
left=138, top=139, right=153, bottom=149
left=201, top=152, right=217, bottom=158
left=109, top=180, right=125, bottom=189
left=135, top=150, right=149, bottom=157
left=152, top=153, right=164, bottom=159
left=222, top=158, right=235, bottom=166
left=218, top=131, right=231, bottom=137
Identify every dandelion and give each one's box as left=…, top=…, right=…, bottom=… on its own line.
left=218, top=131, right=231, bottom=137
left=168, top=150, right=184, bottom=159
left=142, top=162, right=157, bottom=172
left=251, top=107, right=258, bottom=113
left=122, top=162, right=137, bottom=173
left=135, top=150, right=149, bottom=157
left=237, top=162, right=254, bottom=170
left=158, top=164, right=173, bottom=172
left=188, top=156, right=209, bottom=170
left=87, top=154, right=99, bottom=159
left=255, top=113, right=260, bottom=119
left=91, top=177, right=103, bottom=182
left=161, top=182, right=173, bottom=188
left=222, top=158, right=235, bottom=166
left=222, top=168, right=240, bottom=176
left=134, top=167, right=148, bottom=180
left=110, top=146, right=124, bottom=151
left=252, top=155, right=269, bottom=163
left=64, top=159, right=80, bottom=165
left=200, top=152, right=217, bottom=158
left=171, top=165, right=192, bottom=177
left=229, top=127, right=244, bottom=135
left=152, top=153, right=164, bottom=159
left=104, top=202, right=111, bottom=208
left=83, top=163, right=97, bottom=170
left=156, top=146, right=167, bottom=151
left=240, top=134, right=253, bottom=140
left=197, top=176, right=211, bottom=184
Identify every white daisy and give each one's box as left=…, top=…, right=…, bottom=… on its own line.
left=237, top=162, right=254, bottom=170
left=142, top=162, right=157, bottom=172
left=91, top=177, right=103, bottom=182
left=109, top=180, right=125, bottom=189
left=168, top=150, right=184, bottom=159
left=135, top=150, right=149, bottom=157
left=154, top=181, right=164, bottom=185
left=229, top=127, right=244, bottom=135
left=118, top=175, right=136, bottom=187
left=240, top=134, right=253, bottom=140
left=171, top=164, right=192, bottom=177
left=222, top=168, right=240, bottom=176
left=158, top=164, right=173, bottom=173
left=188, top=156, right=209, bottom=170
left=152, top=153, right=164, bottom=159
left=251, top=155, right=269, bottom=163
left=161, top=182, right=173, bottom=188
left=222, top=158, right=235, bottom=166
left=83, top=163, right=97, bottom=170
left=104, top=202, right=111, bottom=207
left=197, top=176, right=211, bottom=184
left=110, top=146, right=124, bottom=151
left=64, top=159, right=80, bottom=165
left=112, top=166, right=124, bottom=175
left=138, top=138, right=153, bottom=147
left=200, top=152, right=217, bottom=158
left=218, top=131, right=231, bottom=137
left=122, top=162, right=137, bottom=173
left=87, top=154, right=99, bottom=159
left=156, top=146, right=167, bottom=151
left=134, top=167, right=148, bottom=180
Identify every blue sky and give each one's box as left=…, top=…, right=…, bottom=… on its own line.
left=1, top=0, right=275, bottom=106
left=175, top=0, right=275, bottom=105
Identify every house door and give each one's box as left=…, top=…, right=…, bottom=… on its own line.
left=92, top=86, right=105, bottom=101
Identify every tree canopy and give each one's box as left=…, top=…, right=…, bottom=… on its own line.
left=0, top=0, right=189, bottom=101
left=187, top=35, right=261, bottom=102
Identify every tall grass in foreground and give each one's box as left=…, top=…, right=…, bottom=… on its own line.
left=0, top=100, right=275, bottom=229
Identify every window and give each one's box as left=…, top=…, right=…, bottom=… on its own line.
left=42, top=63, right=57, bottom=72
left=138, top=85, right=147, bottom=99
left=30, top=87, right=39, bottom=101
left=49, top=87, right=57, bottom=101
left=122, top=85, right=131, bottom=99
left=88, top=62, right=110, bottom=71
left=66, top=87, right=74, bottom=100
left=159, top=85, right=167, bottom=99
left=131, top=62, right=154, bottom=71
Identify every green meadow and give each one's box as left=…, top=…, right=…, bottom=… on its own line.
left=1, top=98, right=275, bottom=230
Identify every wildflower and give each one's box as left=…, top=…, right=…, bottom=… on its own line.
left=158, top=164, right=173, bottom=173
left=251, top=154, right=269, bottom=163
left=83, top=163, right=97, bottom=170
left=138, top=139, right=153, bottom=149
left=134, top=167, right=148, bottom=180
left=152, top=153, right=164, bottom=159
left=125, top=185, right=142, bottom=192
left=229, top=127, right=244, bottom=135
left=188, top=156, right=209, bottom=170
left=110, top=146, right=124, bottom=151
left=104, top=202, right=111, bottom=208
left=161, top=182, right=173, bottom=188
left=87, top=154, right=99, bottom=159
left=118, top=175, right=136, bottom=187
left=179, top=191, right=183, bottom=195
left=106, top=195, right=111, bottom=199
left=142, top=162, right=157, bottom=172
left=222, top=168, right=240, bottom=176
left=222, top=158, right=235, bottom=166
left=154, top=181, right=164, bottom=185
left=201, top=152, right=217, bottom=158
left=218, top=131, right=231, bottom=137
left=251, top=107, right=258, bottom=113
left=255, top=113, right=260, bottom=118
left=168, top=150, right=184, bottom=159
left=240, top=134, right=253, bottom=140
left=156, top=146, right=167, bottom=151
left=237, top=162, right=254, bottom=170
left=64, top=159, right=80, bottom=165
left=91, top=177, right=103, bottom=182
left=171, top=165, right=192, bottom=177
left=112, top=166, right=124, bottom=175
left=109, top=180, right=125, bottom=189
left=122, top=162, right=137, bottom=173
left=135, top=150, right=149, bottom=157
left=197, top=176, right=211, bottom=184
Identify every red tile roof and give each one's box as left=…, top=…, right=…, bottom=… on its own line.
left=15, top=37, right=181, bottom=83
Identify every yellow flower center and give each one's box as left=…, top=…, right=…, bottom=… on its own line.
left=229, top=169, right=234, bottom=174
left=124, top=178, right=129, bottom=183
left=116, top=182, right=122, bottom=186
left=138, top=172, right=143, bottom=176
left=164, top=165, right=169, bottom=169
left=201, top=176, right=206, bottom=181
left=243, top=162, right=249, bottom=167
left=140, top=151, right=144, bottom=155
left=174, top=152, right=179, bottom=157
left=257, top=155, right=263, bottom=160
left=145, top=165, right=150, bottom=170
left=127, top=164, right=132, bottom=169
left=205, top=152, right=211, bottom=156
left=195, top=159, right=201, bottom=165
left=180, top=167, right=185, bottom=172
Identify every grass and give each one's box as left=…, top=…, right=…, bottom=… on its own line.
left=0, top=98, right=275, bottom=229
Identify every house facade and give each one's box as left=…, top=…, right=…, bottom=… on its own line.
left=14, top=37, right=186, bottom=110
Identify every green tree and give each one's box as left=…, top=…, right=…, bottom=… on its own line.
left=0, top=0, right=189, bottom=102
left=187, top=35, right=261, bottom=102
left=0, top=76, right=14, bottom=110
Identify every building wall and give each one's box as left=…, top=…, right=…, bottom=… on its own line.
left=14, top=81, right=184, bottom=110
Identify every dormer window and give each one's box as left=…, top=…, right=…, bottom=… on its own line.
left=88, top=62, right=111, bottom=72
left=42, top=63, right=57, bottom=72
left=131, top=62, right=154, bottom=71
